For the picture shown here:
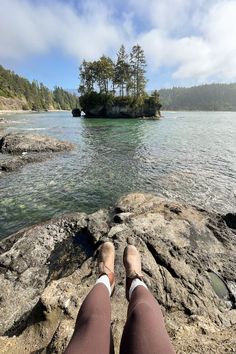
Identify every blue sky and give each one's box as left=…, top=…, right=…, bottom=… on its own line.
left=1, top=0, right=236, bottom=91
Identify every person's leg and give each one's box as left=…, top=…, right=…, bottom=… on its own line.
left=64, top=242, right=115, bottom=354
left=120, top=245, right=176, bottom=354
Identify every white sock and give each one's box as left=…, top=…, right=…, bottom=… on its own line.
left=129, top=278, right=147, bottom=300
left=96, top=274, right=111, bottom=296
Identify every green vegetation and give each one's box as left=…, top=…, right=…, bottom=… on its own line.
left=0, top=64, right=79, bottom=111
left=159, top=84, right=236, bottom=111
left=79, top=44, right=160, bottom=114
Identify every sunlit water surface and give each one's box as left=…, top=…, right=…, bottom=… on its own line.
left=0, top=111, right=235, bottom=239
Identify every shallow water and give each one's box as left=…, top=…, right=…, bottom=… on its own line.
left=0, top=111, right=236, bottom=239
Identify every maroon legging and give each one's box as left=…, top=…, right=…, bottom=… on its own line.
left=64, top=283, right=176, bottom=354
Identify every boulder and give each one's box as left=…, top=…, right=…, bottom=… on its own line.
left=0, top=154, right=50, bottom=172
left=0, top=133, right=74, bottom=155
left=0, top=133, right=74, bottom=173
left=0, top=193, right=235, bottom=353
left=72, top=108, right=81, bottom=117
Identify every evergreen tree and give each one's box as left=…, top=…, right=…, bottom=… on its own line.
left=95, top=55, right=115, bottom=94
left=79, top=57, right=115, bottom=95
left=130, top=44, right=147, bottom=97
left=114, top=45, right=131, bottom=97
left=159, top=83, right=236, bottom=111
left=79, top=60, right=96, bottom=94
left=0, top=64, right=79, bottom=111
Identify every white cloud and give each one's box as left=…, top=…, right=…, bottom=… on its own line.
left=0, top=0, right=123, bottom=61
left=127, top=0, right=192, bottom=33
left=138, top=0, right=236, bottom=83
left=0, top=0, right=236, bottom=85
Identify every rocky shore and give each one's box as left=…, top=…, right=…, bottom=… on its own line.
left=0, top=193, right=235, bottom=353
left=83, top=102, right=161, bottom=119
left=0, top=133, right=74, bottom=173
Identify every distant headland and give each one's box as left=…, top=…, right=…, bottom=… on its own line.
left=0, top=65, right=79, bottom=112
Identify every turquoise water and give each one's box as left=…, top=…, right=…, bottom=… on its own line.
left=0, top=111, right=235, bottom=239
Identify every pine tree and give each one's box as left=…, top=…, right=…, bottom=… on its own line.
left=79, top=60, right=96, bottom=94
left=130, top=44, right=147, bottom=97
left=114, top=45, right=131, bottom=97
left=95, top=56, right=114, bottom=94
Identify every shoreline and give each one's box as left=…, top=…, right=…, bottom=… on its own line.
left=1, top=108, right=236, bottom=116
left=0, top=109, right=70, bottom=115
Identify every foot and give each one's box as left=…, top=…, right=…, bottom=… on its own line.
left=98, top=242, right=116, bottom=294
left=123, top=245, right=143, bottom=300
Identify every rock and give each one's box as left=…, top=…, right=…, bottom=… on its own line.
left=0, top=133, right=74, bottom=155
left=84, top=102, right=161, bottom=118
left=0, top=133, right=74, bottom=173
left=72, top=108, right=81, bottom=117
left=0, top=193, right=235, bottom=353
left=0, top=96, right=27, bottom=111
left=87, top=209, right=110, bottom=243
left=0, top=154, right=51, bottom=172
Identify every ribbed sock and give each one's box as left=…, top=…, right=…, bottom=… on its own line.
left=96, top=274, right=111, bottom=296
left=129, top=278, right=147, bottom=300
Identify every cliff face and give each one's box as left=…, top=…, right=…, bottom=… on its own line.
left=0, top=193, right=235, bottom=353
left=84, top=102, right=161, bottom=118
left=0, top=97, right=27, bottom=111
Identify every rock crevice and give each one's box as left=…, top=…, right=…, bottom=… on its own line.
left=0, top=193, right=235, bottom=353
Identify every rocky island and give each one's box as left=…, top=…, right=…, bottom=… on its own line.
left=77, top=45, right=161, bottom=118
left=0, top=193, right=235, bottom=353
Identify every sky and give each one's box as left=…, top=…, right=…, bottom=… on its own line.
left=1, top=0, right=236, bottom=91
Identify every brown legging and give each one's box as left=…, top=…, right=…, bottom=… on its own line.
left=64, top=283, right=176, bottom=354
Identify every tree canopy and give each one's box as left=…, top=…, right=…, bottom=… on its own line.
left=159, top=84, right=236, bottom=111
left=0, top=65, right=79, bottom=111
left=79, top=44, right=147, bottom=99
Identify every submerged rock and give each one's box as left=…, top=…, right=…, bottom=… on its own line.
left=0, top=133, right=74, bottom=154
left=0, top=133, right=74, bottom=173
left=0, top=153, right=51, bottom=172
left=0, top=193, right=235, bottom=353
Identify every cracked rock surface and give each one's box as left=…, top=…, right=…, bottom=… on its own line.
left=0, top=193, right=235, bottom=353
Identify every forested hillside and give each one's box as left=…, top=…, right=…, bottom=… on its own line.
left=0, top=65, right=79, bottom=111
left=159, top=83, right=236, bottom=111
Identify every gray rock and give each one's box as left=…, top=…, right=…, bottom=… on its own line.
left=0, top=153, right=51, bottom=172
left=87, top=209, right=109, bottom=243
left=0, top=133, right=74, bottom=173
left=0, top=193, right=235, bottom=353
left=84, top=102, right=161, bottom=118
left=0, top=133, right=74, bottom=154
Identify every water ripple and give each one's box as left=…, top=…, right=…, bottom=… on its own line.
left=0, top=111, right=236, bottom=239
